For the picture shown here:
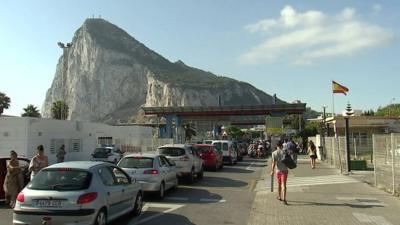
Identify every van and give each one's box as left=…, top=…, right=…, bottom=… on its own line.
left=211, top=140, right=238, bottom=165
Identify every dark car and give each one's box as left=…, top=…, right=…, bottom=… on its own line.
left=194, top=144, right=223, bottom=171
left=0, top=157, right=30, bottom=201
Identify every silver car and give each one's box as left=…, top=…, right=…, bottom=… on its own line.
left=156, top=144, right=203, bottom=183
left=13, top=161, right=143, bottom=225
left=118, top=153, right=178, bottom=199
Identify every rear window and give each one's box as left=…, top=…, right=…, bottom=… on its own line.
left=118, top=157, right=154, bottom=168
left=28, top=169, right=91, bottom=191
left=222, top=143, right=229, bottom=151
left=158, top=147, right=185, bottom=157
left=93, top=148, right=110, bottom=158
left=213, top=142, right=222, bottom=151
left=195, top=146, right=211, bottom=153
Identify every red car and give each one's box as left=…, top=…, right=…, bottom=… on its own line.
left=0, top=157, right=30, bottom=202
left=194, top=144, right=223, bottom=171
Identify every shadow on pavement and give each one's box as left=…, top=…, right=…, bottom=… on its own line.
left=194, top=176, right=248, bottom=188
left=220, top=167, right=254, bottom=174
left=288, top=200, right=385, bottom=208
left=111, top=211, right=196, bottom=225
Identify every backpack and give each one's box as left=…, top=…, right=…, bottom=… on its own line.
left=281, top=152, right=297, bottom=169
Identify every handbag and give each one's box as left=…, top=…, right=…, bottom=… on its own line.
left=281, top=153, right=297, bottom=169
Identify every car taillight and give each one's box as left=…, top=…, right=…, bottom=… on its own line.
left=16, top=192, right=24, bottom=203
left=77, top=192, right=98, bottom=204
left=180, top=155, right=190, bottom=161
left=144, top=169, right=159, bottom=175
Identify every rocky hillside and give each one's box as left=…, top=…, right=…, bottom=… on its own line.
left=42, top=19, right=283, bottom=124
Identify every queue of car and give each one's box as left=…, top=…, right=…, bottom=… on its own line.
left=4, top=140, right=245, bottom=225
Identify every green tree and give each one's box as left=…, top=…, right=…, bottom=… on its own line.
left=226, top=125, right=244, bottom=139
left=0, top=92, right=11, bottom=116
left=51, top=101, right=69, bottom=120
left=21, top=104, right=41, bottom=117
left=376, top=104, right=400, bottom=117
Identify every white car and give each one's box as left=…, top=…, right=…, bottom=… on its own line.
left=212, top=140, right=238, bottom=165
left=13, top=161, right=143, bottom=225
left=118, top=153, right=178, bottom=199
left=156, top=144, right=203, bottom=183
left=91, top=147, right=122, bottom=164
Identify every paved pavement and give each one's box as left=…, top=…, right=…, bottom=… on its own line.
left=248, top=156, right=400, bottom=225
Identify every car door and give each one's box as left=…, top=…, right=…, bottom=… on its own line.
left=190, top=147, right=202, bottom=173
left=97, top=166, right=125, bottom=218
left=110, top=166, right=137, bottom=214
left=160, top=156, right=175, bottom=189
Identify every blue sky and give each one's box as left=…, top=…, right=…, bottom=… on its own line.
left=1, top=0, right=399, bottom=116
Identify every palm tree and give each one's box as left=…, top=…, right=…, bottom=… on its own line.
left=21, top=104, right=41, bottom=117
left=0, top=92, right=11, bottom=116
left=51, top=101, right=69, bottom=120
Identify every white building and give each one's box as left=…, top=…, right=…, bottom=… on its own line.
left=0, top=117, right=157, bottom=164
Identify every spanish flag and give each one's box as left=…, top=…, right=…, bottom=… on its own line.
left=332, top=80, right=349, bottom=95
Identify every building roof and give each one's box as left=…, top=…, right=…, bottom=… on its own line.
left=142, top=104, right=306, bottom=117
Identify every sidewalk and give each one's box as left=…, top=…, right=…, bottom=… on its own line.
left=248, top=156, right=400, bottom=225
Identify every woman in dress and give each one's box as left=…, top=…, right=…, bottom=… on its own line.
left=3, top=150, right=23, bottom=208
left=307, top=140, right=317, bottom=169
left=28, top=145, right=49, bottom=180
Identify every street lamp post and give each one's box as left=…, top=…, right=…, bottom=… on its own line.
left=57, top=42, right=72, bottom=120
left=343, top=103, right=354, bottom=173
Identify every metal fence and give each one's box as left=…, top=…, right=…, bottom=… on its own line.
left=114, top=138, right=174, bottom=153
left=323, top=134, right=400, bottom=195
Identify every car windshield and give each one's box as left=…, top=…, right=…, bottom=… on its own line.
left=222, top=143, right=229, bottom=151
left=213, top=142, right=222, bottom=151
left=195, top=146, right=211, bottom=153
left=28, top=169, right=92, bottom=191
left=158, top=147, right=185, bottom=157
left=118, top=157, right=154, bottom=168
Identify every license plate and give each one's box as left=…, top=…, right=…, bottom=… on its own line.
left=34, top=200, right=62, bottom=208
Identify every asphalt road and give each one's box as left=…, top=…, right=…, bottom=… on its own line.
left=1, top=157, right=267, bottom=225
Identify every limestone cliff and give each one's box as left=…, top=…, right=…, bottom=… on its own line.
left=42, top=19, right=282, bottom=124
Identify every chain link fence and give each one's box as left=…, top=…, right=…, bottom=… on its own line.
left=323, top=134, right=400, bottom=196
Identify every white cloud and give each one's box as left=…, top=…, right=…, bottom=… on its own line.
left=240, top=5, right=393, bottom=66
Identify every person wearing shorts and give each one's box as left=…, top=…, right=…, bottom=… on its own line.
left=271, top=140, right=289, bottom=205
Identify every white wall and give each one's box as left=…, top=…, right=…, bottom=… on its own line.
left=0, top=117, right=153, bottom=164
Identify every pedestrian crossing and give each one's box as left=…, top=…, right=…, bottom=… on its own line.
left=265, top=174, right=359, bottom=189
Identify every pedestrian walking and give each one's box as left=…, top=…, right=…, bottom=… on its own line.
left=3, top=150, right=24, bottom=208
left=28, top=145, right=49, bottom=180
left=270, top=140, right=289, bottom=205
left=308, top=140, right=317, bottom=169
left=56, top=144, right=66, bottom=163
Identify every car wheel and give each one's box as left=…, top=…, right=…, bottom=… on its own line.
left=94, top=209, right=107, bottom=225
left=173, top=176, right=179, bottom=189
left=187, top=168, right=195, bottom=183
left=132, top=192, right=143, bottom=216
left=219, top=162, right=223, bottom=169
left=158, top=182, right=165, bottom=199
left=197, top=168, right=204, bottom=179
left=213, top=164, right=218, bottom=172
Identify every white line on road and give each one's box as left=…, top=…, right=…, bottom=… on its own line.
left=246, top=162, right=255, bottom=171
left=353, top=213, right=393, bottom=225
left=132, top=203, right=185, bottom=225
left=200, top=198, right=226, bottom=203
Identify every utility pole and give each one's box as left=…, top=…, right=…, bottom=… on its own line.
left=321, top=106, right=327, bottom=160
left=57, top=42, right=72, bottom=120
left=343, top=103, right=354, bottom=173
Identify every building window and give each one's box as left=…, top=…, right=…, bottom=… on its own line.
left=69, top=139, right=82, bottom=152
left=50, top=139, right=65, bottom=154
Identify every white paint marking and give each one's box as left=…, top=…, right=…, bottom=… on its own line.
left=133, top=203, right=185, bottom=225
left=164, top=197, right=189, bottom=201
left=246, top=162, right=255, bottom=171
left=200, top=198, right=226, bottom=203
left=370, top=216, right=393, bottom=225
left=353, top=213, right=372, bottom=223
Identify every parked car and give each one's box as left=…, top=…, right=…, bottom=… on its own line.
left=193, top=144, right=223, bottom=171
left=156, top=144, right=203, bottom=183
left=91, top=147, right=122, bottom=164
left=118, top=153, right=178, bottom=199
left=212, top=140, right=238, bottom=165
left=0, top=156, right=30, bottom=202
left=13, top=161, right=143, bottom=225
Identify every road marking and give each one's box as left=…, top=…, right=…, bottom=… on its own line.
left=259, top=175, right=359, bottom=190
left=200, top=198, right=226, bottom=203
left=353, top=213, right=392, bottom=225
left=246, top=162, right=255, bottom=171
left=133, top=203, right=185, bottom=225
left=164, top=197, right=189, bottom=201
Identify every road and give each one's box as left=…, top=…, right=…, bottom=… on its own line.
left=1, top=157, right=267, bottom=225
